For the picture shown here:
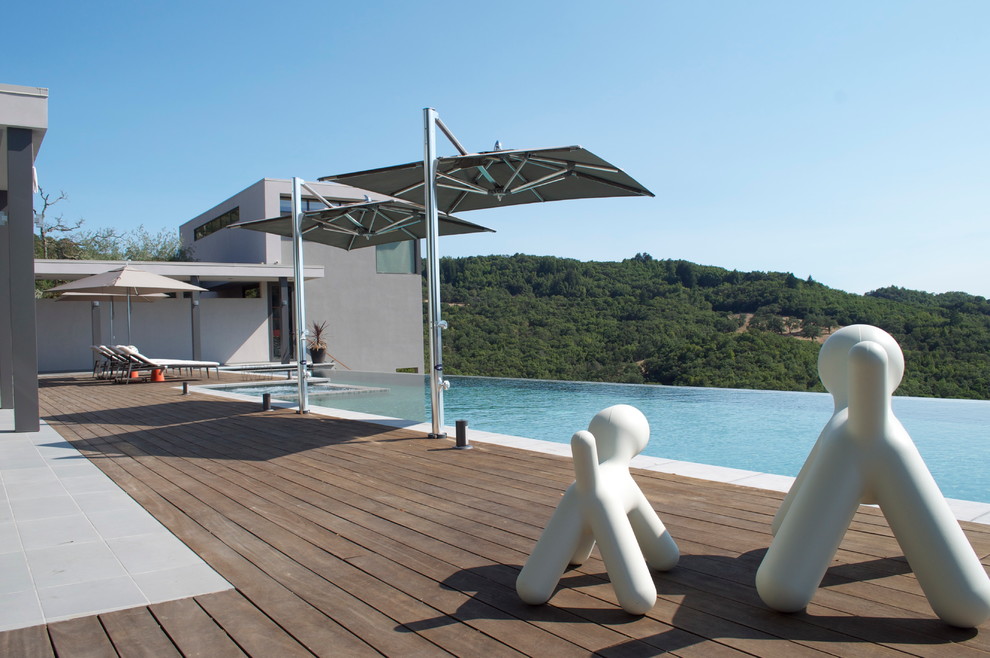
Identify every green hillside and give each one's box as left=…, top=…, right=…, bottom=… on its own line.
left=429, top=254, right=990, bottom=400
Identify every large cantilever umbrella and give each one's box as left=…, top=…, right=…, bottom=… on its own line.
left=227, top=192, right=493, bottom=414
left=321, top=111, right=655, bottom=438
left=229, top=198, right=493, bottom=250
left=50, top=264, right=206, bottom=344
left=320, top=145, right=654, bottom=214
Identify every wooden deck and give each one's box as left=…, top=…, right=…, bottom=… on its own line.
left=3, top=373, right=989, bottom=657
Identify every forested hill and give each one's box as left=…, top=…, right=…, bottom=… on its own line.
left=432, top=254, right=990, bottom=400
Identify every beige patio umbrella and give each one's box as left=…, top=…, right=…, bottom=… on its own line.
left=49, top=264, right=206, bottom=344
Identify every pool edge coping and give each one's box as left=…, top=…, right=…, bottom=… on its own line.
left=189, top=383, right=990, bottom=526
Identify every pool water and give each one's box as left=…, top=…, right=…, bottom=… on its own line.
left=233, top=374, right=990, bottom=504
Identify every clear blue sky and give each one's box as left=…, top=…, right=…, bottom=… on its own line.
left=8, top=1, right=989, bottom=297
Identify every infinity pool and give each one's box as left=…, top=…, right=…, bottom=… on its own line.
left=221, top=374, right=990, bottom=503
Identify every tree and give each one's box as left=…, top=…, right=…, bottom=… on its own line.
left=34, top=187, right=84, bottom=259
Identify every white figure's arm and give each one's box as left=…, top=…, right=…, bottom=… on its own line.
left=571, top=430, right=599, bottom=494
left=628, top=491, right=679, bottom=571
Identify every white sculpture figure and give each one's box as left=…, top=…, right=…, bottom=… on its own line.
left=757, top=325, right=990, bottom=628
left=516, top=404, right=679, bottom=615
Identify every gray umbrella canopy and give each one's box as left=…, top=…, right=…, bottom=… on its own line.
left=228, top=199, right=493, bottom=250
left=320, top=145, right=654, bottom=213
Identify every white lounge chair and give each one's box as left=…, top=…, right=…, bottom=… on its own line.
left=111, top=345, right=220, bottom=382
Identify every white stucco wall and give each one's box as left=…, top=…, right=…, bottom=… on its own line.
left=35, top=294, right=271, bottom=372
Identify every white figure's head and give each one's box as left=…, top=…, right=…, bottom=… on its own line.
left=588, top=404, right=650, bottom=463
left=818, top=325, right=904, bottom=407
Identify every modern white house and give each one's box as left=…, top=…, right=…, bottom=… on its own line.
left=33, top=178, right=426, bottom=375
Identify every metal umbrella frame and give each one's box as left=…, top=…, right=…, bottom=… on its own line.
left=230, top=199, right=493, bottom=250
left=228, top=182, right=494, bottom=413
left=321, top=145, right=654, bottom=214
left=321, top=109, right=655, bottom=437
left=49, top=264, right=206, bottom=345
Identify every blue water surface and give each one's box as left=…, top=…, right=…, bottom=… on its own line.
left=255, top=374, right=990, bottom=504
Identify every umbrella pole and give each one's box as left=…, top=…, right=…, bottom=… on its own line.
left=109, top=300, right=115, bottom=345
left=126, top=292, right=132, bottom=345
left=424, top=108, right=447, bottom=438
left=291, top=177, right=309, bottom=413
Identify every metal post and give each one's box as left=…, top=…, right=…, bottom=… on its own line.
left=182, top=381, right=189, bottom=395
left=455, top=419, right=472, bottom=449
left=423, top=108, right=446, bottom=438
left=91, top=301, right=102, bottom=347
left=290, top=177, right=309, bottom=413
left=7, top=128, right=39, bottom=431
left=279, top=276, right=291, bottom=363
left=125, top=292, right=132, bottom=345
left=262, top=392, right=272, bottom=411
left=190, top=275, right=202, bottom=360
left=0, top=190, right=12, bottom=409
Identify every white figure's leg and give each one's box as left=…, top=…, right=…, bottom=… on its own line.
left=516, top=490, right=587, bottom=605
left=587, top=496, right=657, bottom=615
left=628, top=492, right=679, bottom=571
left=756, top=438, right=863, bottom=612
left=874, top=434, right=990, bottom=628
left=771, top=417, right=839, bottom=535
left=570, top=527, right=596, bottom=565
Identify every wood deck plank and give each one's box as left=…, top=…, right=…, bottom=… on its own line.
left=0, top=625, right=55, bottom=658
left=47, top=616, right=117, bottom=658
left=149, top=598, right=247, bottom=658
left=99, top=606, right=183, bottom=658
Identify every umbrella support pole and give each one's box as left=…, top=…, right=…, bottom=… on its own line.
left=291, top=177, right=310, bottom=414
left=424, top=108, right=447, bottom=438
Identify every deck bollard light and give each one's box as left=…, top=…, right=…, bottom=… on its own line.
left=455, top=419, right=472, bottom=449
left=181, top=382, right=189, bottom=395
left=262, top=393, right=272, bottom=411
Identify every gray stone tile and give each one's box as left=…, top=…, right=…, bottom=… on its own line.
left=0, top=589, right=44, bottom=633
left=132, top=563, right=232, bottom=602
left=49, top=461, right=102, bottom=479
left=17, top=515, right=101, bottom=551
left=72, top=489, right=139, bottom=515
left=60, top=474, right=120, bottom=495
left=107, top=533, right=203, bottom=575
left=26, top=540, right=127, bottom=589
left=86, top=507, right=167, bottom=539
left=39, top=575, right=148, bottom=622
left=0, top=521, right=21, bottom=555
left=0, top=551, right=34, bottom=595
left=9, top=495, right=79, bottom=522
left=1, top=466, right=59, bottom=486
left=5, top=478, right=68, bottom=501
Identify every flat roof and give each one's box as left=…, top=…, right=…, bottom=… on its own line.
left=1, top=83, right=49, bottom=190
left=34, top=259, right=325, bottom=283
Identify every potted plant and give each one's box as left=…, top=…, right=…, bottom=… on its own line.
left=307, top=320, right=329, bottom=363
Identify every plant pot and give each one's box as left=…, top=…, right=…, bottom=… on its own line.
left=309, top=348, right=327, bottom=364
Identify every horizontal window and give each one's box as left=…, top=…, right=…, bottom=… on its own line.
left=194, top=207, right=240, bottom=241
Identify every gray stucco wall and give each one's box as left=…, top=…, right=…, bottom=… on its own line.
left=179, top=178, right=424, bottom=374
